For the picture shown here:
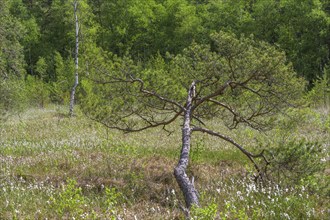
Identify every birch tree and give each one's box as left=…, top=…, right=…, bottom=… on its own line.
left=69, top=0, right=79, bottom=116
left=82, top=32, right=305, bottom=211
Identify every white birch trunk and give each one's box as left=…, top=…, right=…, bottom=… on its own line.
left=69, top=0, right=79, bottom=116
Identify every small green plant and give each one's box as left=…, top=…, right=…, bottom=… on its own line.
left=324, top=114, right=330, bottom=132
left=220, top=201, right=249, bottom=220
left=191, top=203, right=218, bottom=220
left=105, top=187, right=122, bottom=219
left=191, top=138, right=206, bottom=163
left=51, top=178, right=86, bottom=217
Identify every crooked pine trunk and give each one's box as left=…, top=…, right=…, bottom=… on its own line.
left=174, top=82, right=199, bottom=210
left=69, top=0, right=79, bottom=117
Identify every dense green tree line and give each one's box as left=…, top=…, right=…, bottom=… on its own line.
left=0, top=0, right=329, bottom=115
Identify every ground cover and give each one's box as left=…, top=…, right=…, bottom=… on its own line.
left=0, top=105, right=328, bottom=219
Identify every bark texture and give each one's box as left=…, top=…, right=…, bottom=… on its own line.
left=69, top=0, right=79, bottom=117
left=174, top=81, right=199, bottom=209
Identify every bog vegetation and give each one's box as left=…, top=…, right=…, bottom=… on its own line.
left=0, top=0, right=329, bottom=219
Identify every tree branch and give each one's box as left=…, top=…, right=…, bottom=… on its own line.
left=191, top=127, right=269, bottom=179
left=192, top=80, right=232, bottom=112
left=86, top=110, right=183, bottom=133
left=131, top=77, right=185, bottom=110
left=91, top=76, right=185, bottom=111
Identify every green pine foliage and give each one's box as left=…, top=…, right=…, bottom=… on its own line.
left=82, top=31, right=305, bottom=131
left=306, top=67, right=330, bottom=107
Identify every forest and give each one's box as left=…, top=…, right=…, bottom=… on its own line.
left=0, top=0, right=329, bottom=219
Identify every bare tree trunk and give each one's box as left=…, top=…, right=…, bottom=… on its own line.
left=174, top=81, right=199, bottom=211
left=69, top=0, right=79, bottom=117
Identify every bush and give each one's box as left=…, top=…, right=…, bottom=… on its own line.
left=191, top=203, right=218, bottom=220
left=0, top=78, right=27, bottom=120
left=306, top=69, right=330, bottom=108
left=50, top=179, right=86, bottom=217
left=25, top=75, right=50, bottom=108
left=104, top=187, right=122, bottom=219
left=266, top=140, right=326, bottom=189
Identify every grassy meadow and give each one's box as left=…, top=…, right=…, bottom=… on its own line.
left=0, top=105, right=329, bottom=219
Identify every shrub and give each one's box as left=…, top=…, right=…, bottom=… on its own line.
left=25, top=75, right=50, bottom=108
left=266, top=140, right=326, bottom=188
left=306, top=69, right=330, bottom=108
left=104, top=187, right=122, bottom=219
left=191, top=203, right=218, bottom=220
left=50, top=179, right=86, bottom=217
left=0, top=78, right=27, bottom=120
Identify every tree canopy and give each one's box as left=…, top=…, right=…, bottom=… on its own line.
left=83, top=31, right=304, bottom=132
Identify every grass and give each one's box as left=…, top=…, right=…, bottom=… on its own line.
left=0, top=105, right=329, bottom=219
